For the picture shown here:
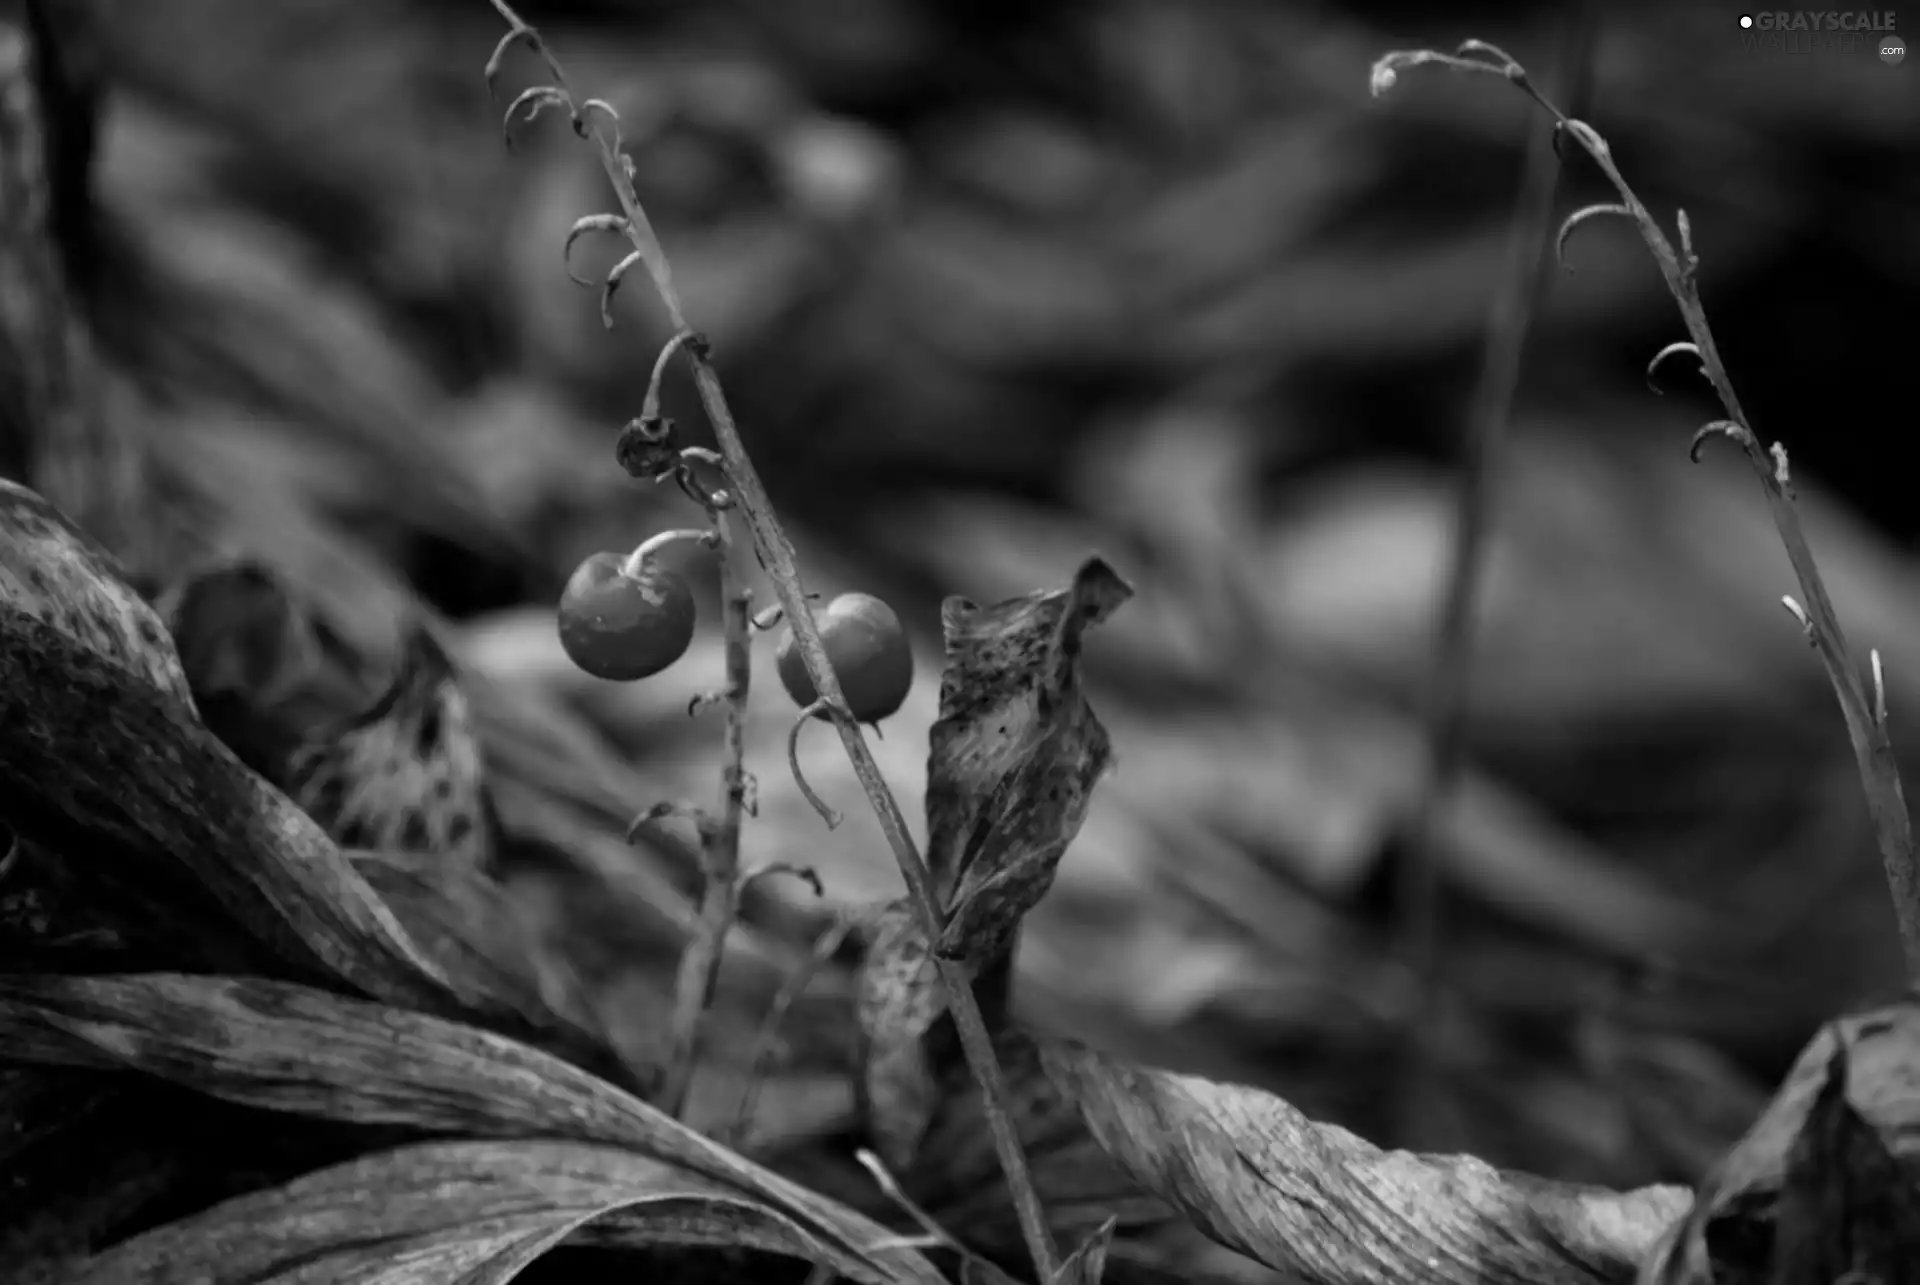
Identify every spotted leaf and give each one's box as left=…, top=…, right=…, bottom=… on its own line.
left=286, top=621, right=498, bottom=867
left=926, top=556, right=1131, bottom=969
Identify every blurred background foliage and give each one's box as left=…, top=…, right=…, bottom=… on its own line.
left=43, top=0, right=1920, bottom=1217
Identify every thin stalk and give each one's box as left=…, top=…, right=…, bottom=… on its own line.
left=484, top=6, right=1062, bottom=1274
left=658, top=509, right=753, bottom=1118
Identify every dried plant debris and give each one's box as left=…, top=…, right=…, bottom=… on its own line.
left=1042, top=1037, right=1689, bottom=1285
left=926, top=556, right=1132, bottom=970
left=1642, top=998, right=1920, bottom=1285
left=0, top=974, right=946, bottom=1284
left=286, top=619, right=500, bottom=868
left=0, top=490, right=453, bottom=1004
left=854, top=557, right=1131, bottom=1177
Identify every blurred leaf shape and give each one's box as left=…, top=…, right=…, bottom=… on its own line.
left=854, top=898, right=946, bottom=1174
left=929, top=555, right=1133, bottom=967
left=0, top=974, right=944, bottom=1285
left=1039, top=1037, right=1689, bottom=1283
left=160, top=558, right=357, bottom=788
left=348, top=849, right=632, bottom=1082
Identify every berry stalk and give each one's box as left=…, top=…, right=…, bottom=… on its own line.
left=657, top=504, right=753, bottom=1118
left=485, top=5, right=1063, bottom=1275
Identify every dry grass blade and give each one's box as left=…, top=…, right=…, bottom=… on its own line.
left=31, top=1138, right=878, bottom=1285
left=1040, top=1038, right=1690, bottom=1284
left=0, top=973, right=946, bottom=1284
left=1052, top=1217, right=1118, bottom=1285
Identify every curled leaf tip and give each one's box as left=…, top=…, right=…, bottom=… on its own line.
left=483, top=27, right=537, bottom=97
left=1554, top=203, right=1634, bottom=272
left=601, top=250, right=645, bottom=328
left=1688, top=419, right=1752, bottom=463
left=1647, top=341, right=1705, bottom=394
left=562, top=213, right=630, bottom=286
left=501, top=85, right=569, bottom=147
left=1368, top=45, right=1520, bottom=98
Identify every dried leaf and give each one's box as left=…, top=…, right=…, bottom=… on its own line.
left=1054, top=1217, right=1118, bottom=1285
left=0, top=533, right=451, bottom=1007
left=38, top=1138, right=866, bottom=1284
left=287, top=621, right=499, bottom=868
left=1770, top=1040, right=1920, bottom=1285
left=0, top=973, right=945, bottom=1285
left=1644, top=1000, right=1920, bottom=1285
left=1041, top=1038, right=1689, bottom=1284
left=926, top=556, right=1132, bottom=968
left=0, top=480, right=192, bottom=706
left=853, top=898, right=946, bottom=1173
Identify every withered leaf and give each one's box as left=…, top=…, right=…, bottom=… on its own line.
left=0, top=480, right=193, bottom=708
left=38, top=1138, right=883, bottom=1285
left=1771, top=1039, right=1920, bottom=1285
left=286, top=619, right=499, bottom=868
left=1041, top=1038, right=1689, bottom=1284
left=853, top=897, right=947, bottom=1174
left=926, top=556, right=1131, bottom=969
left=0, top=533, right=451, bottom=1006
left=1645, top=999, right=1920, bottom=1285
left=0, top=973, right=945, bottom=1285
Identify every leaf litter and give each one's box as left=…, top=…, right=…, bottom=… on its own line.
left=6, top=0, right=1920, bottom=1281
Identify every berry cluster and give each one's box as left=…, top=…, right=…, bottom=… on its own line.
left=557, top=548, right=914, bottom=725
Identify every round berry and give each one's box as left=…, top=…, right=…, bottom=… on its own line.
left=557, top=551, right=695, bottom=681
left=775, top=592, right=913, bottom=723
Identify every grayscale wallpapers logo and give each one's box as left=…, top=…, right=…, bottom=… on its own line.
left=1736, top=10, right=1903, bottom=58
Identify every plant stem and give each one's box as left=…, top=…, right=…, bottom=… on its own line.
left=484, top=6, right=1063, bottom=1275
left=1399, top=9, right=1593, bottom=1136
left=622, top=527, right=714, bottom=577
left=1377, top=37, right=1920, bottom=978
left=683, top=356, right=1065, bottom=1284
left=1516, top=81, right=1920, bottom=980
left=658, top=509, right=753, bottom=1118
